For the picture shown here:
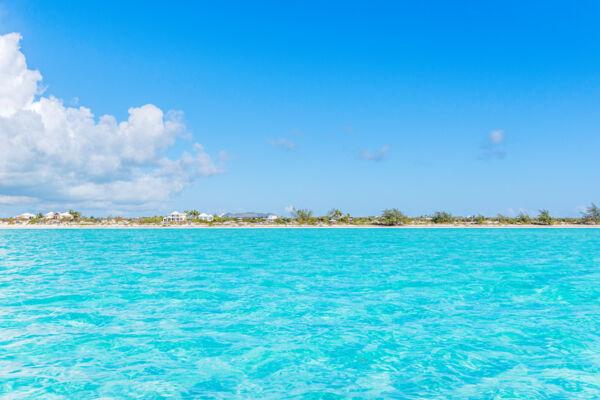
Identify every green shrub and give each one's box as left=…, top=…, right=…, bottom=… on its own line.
left=431, top=211, right=453, bottom=224
left=582, top=203, right=600, bottom=224
left=517, top=212, right=531, bottom=224
left=380, top=209, right=409, bottom=226
left=537, top=209, right=553, bottom=225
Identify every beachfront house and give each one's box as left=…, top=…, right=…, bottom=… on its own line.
left=44, top=212, right=58, bottom=220
left=42, top=212, right=74, bottom=221
left=58, top=212, right=74, bottom=220
left=163, top=211, right=187, bottom=224
left=198, top=213, right=214, bottom=222
left=266, top=214, right=278, bottom=222
left=45, top=212, right=75, bottom=220
left=14, top=213, right=36, bottom=220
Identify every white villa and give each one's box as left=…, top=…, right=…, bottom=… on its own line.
left=163, top=211, right=187, bottom=224
left=43, top=212, right=74, bottom=220
left=266, top=214, right=278, bottom=222
left=198, top=213, right=214, bottom=222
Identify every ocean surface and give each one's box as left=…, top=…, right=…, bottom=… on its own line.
left=1, top=228, right=600, bottom=399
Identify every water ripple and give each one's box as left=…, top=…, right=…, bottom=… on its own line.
left=1, top=228, right=599, bottom=398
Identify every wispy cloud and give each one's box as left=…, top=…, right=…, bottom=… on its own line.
left=489, top=129, right=504, bottom=145
left=360, top=145, right=390, bottom=161
left=481, top=129, right=506, bottom=159
left=267, top=137, right=296, bottom=150
left=0, top=195, right=37, bottom=205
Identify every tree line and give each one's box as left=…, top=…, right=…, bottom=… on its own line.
left=286, top=204, right=600, bottom=226
left=9, top=204, right=600, bottom=226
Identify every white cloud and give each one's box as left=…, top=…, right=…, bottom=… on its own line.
left=481, top=129, right=506, bottom=159
left=0, top=195, right=37, bottom=205
left=361, top=145, right=389, bottom=161
left=489, top=129, right=504, bottom=145
left=0, top=33, right=225, bottom=211
left=267, top=137, right=296, bottom=150
left=0, top=33, right=42, bottom=117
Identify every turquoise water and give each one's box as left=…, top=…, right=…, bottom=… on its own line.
left=1, top=229, right=600, bottom=399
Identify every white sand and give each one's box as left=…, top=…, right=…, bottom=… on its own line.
left=0, top=223, right=597, bottom=229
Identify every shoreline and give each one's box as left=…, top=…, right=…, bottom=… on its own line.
left=1, top=223, right=599, bottom=229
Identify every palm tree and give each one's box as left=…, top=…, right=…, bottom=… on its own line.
left=187, top=210, right=200, bottom=218
left=341, top=212, right=354, bottom=224
left=328, top=209, right=343, bottom=219
left=68, top=210, right=81, bottom=219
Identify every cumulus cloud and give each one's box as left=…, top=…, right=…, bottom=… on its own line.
left=360, top=145, right=390, bottom=161
left=267, top=137, right=296, bottom=150
left=0, top=33, right=224, bottom=211
left=481, top=129, right=506, bottom=159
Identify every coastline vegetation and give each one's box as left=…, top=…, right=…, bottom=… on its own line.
left=380, top=209, right=409, bottom=226
left=3, top=204, right=600, bottom=227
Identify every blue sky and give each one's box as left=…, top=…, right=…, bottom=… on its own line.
left=1, top=1, right=599, bottom=217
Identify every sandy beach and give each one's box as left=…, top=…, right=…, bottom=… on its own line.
left=1, top=223, right=598, bottom=229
